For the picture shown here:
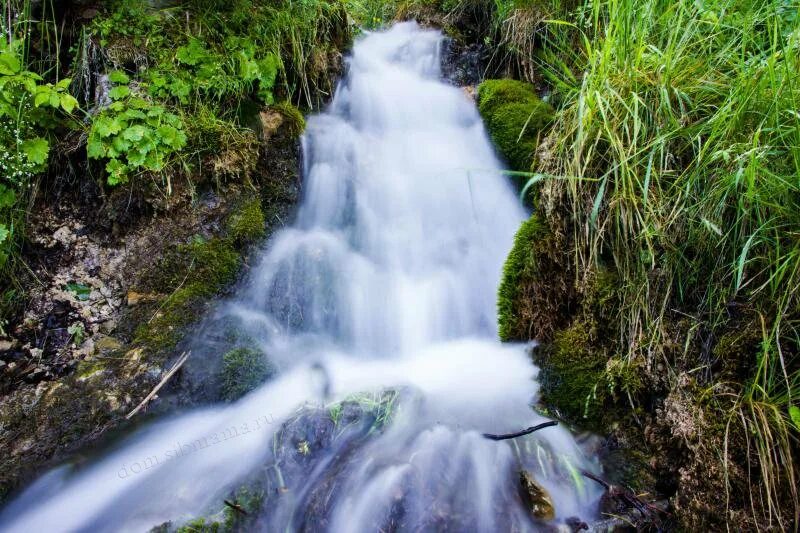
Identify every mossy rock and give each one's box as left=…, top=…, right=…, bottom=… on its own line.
left=227, top=197, right=266, bottom=244
left=477, top=79, right=554, bottom=172
left=219, top=347, right=274, bottom=402
left=272, top=102, right=306, bottom=140
left=497, top=214, right=575, bottom=342
left=536, top=319, right=608, bottom=424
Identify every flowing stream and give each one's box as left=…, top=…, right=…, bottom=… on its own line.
left=0, top=22, right=601, bottom=532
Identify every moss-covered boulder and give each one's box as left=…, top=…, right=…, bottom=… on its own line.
left=227, top=197, right=266, bottom=244
left=219, top=347, right=273, bottom=401
left=477, top=79, right=554, bottom=172
left=536, top=319, right=607, bottom=424
left=497, top=214, right=575, bottom=342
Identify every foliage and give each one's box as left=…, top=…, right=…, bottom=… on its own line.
left=86, top=72, right=187, bottom=186
left=507, top=0, right=800, bottom=526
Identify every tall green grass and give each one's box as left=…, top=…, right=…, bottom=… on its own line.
left=530, top=0, right=799, bottom=526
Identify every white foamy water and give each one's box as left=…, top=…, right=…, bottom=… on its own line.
left=0, top=22, right=600, bottom=532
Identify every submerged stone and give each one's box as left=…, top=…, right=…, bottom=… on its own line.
left=519, top=469, right=556, bottom=520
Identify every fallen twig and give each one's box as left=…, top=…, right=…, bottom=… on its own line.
left=483, top=420, right=558, bottom=441
left=223, top=499, right=249, bottom=515
left=125, top=351, right=189, bottom=419
left=580, top=469, right=667, bottom=524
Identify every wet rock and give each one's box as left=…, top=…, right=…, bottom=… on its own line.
left=519, top=470, right=555, bottom=520
left=565, top=516, right=589, bottom=531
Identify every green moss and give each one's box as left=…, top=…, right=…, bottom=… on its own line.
left=477, top=79, right=554, bottom=172
left=227, top=198, right=266, bottom=244
left=133, top=237, right=241, bottom=353
left=272, top=101, right=306, bottom=139
left=220, top=347, right=273, bottom=401
left=498, top=214, right=550, bottom=341
left=176, top=517, right=221, bottom=533
left=537, top=319, right=608, bottom=424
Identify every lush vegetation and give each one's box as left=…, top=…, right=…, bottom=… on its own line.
left=0, top=0, right=353, bottom=332
left=480, top=0, right=800, bottom=528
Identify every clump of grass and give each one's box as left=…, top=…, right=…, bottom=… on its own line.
left=526, top=0, right=800, bottom=527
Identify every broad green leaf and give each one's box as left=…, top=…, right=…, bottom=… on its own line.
left=144, top=150, right=165, bottom=171
left=0, top=224, right=8, bottom=244
left=87, top=136, right=106, bottom=159
left=122, top=125, right=148, bottom=142
left=34, top=90, right=51, bottom=108
left=122, top=109, right=147, bottom=120
left=790, top=406, right=800, bottom=431
left=126, top=149, right=147, bottom=167
left=93, top=116, right=123, bottom=137
left=105, top=158, right=128, bottom=185
left=0, top=52, right=21, bottom=75
left=112, top=136, right=131, bottom=153
left=21, top=137, right=49, bottom=165
left=128, top=97, right=150, bottom=110
left=60, top=94, right=78, bottom=113
left=49, top=92, right=60, bottom=107
left=109, top=86, right=131, bottom=100
left=108, top=70, right=130, bottom=84
left=56, top=78, right=72, bottom=89
left=156, top=125, right=179, bottom=147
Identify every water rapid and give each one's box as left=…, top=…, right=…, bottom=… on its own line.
left=0, top=22, right=600, bottom=532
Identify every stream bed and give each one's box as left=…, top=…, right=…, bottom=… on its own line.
left=0, top=22, right=602, bottom=532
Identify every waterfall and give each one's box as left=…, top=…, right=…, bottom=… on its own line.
left=0, top=22, right=600, bottom=532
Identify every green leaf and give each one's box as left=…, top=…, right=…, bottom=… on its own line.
left=105, top=158, right=128, bottom=185
left=176, top=39, right=208, bottom=66
left=156, top=125, right=179, bottom=147
left=0, top=224, right=8, bottom=244
left=108, top=70, right=130, bottom=84
left=49, top=91, right=60, bottom=107
left=790, top=406, right=800, bottom=431
left=56, top=78, right=72, bottom=89
left=21, top=137, right=49, bottom=165
left=126, top=149, right=147, bottom=167
left=111, top=136, right=132, bottom=153
left=60, top=94, right=78, bottom=113
left=65, top=282, right=91, bottom=301
left=93, top=116, right=123, bottom=137
left=86, top=136, right=106, bottom=159
left=0, top=184, right=15, bottom=208
left=34, top=90, right=51, bottom=108
left=0, top=51, right=21, bottom=75
left=109, top=86, right=131, bottom=100
left=122, top=125, right=148, bottom=142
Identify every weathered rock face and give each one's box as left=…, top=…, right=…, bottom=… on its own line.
left=0, top=108, right=306, bottom=502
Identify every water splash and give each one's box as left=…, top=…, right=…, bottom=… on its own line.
left=0, top=22, right=600, bottom=532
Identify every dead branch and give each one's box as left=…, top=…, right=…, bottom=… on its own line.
left=223, top=499, right=249, bottom=515
left=483, top=420, right=558, bottom=441
left=125, top=351, right=189, bottom=419
left=580, top=469, right=668, bottom=524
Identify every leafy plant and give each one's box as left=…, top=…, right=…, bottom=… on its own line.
left=0, top=37, right=78, bottom=268
left=86, top=71, right=186, bottom=185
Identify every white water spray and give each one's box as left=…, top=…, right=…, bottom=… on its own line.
left=0, top=22, right=600, bottom=532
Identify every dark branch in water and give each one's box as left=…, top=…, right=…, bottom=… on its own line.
left=580, top=470, right=668, bottom=524
left=482, top=420, right=558, bottom=440
left=224, top=499, right=249, bottom=515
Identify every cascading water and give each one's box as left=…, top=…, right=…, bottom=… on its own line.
left=0, top=22, right=601, bottom=532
